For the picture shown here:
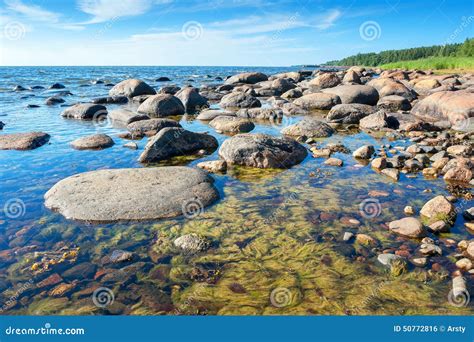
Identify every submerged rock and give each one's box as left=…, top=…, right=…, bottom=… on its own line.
left=109, top=79, right=156, bottom=98
left=138, top=127, right=218, bottom=163
left=174, top=234, right=210, bottom=253
left=0, top=132, right=50, bottom=150
left=44, top=167, right=220, bottom=222
left=71, top=134, right=114, bottom=150
left=197, top=160, right=227, bottom=173
left=224, top=72, right=268, bottom=85
left=219, top=133, right=307, bottom=168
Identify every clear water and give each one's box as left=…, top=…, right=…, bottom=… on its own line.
left=0, top=66, right=472, bottom=315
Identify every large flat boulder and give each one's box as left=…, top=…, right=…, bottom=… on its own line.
left=44, top=167, right=219, bottom=222
left=137, top=94, right=185, bottom=117
left=197, top=110, right=236, bottom=121
left=61, top=104, right=107, bottom=120
left=322, top=85, right=379, bottom=105
left=225, top=72, right=268, bottom=85
left=71, top=134, right=114, bottom=150
left=219, top=133, right=307, bottom=168
left=293, top=92, right=341, bottom=110
left=108, top=108, right=149, bottom=125
left=326, top=103, right=376, bottom=124
left=209, top=116, right=254, bottom=133
left=236, top=108, right=283, bottom=120
left=109, top=79, right=156, bottom=98
left=127, top=118, right=181, bottom=136
left=411, top=90, right=474, bottom=128
left=0, top=132, right=50, bottom=150
left=138, top=127, right=218, bottom=163
left=281, top=118, right=334, bottom=138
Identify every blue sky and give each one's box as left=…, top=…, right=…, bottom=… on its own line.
left=0, top=0, right=472, bottom=66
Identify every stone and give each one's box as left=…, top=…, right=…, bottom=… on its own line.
left=219, top=133, right=307, bottom=169
left=45, top=96, right=65, bottom=105
left=388, top=217, right=425, bottom=238
left=463, top=208, right=474, bottom=221
left=156, top=77, right=171, bottom=82
left=175, top=87, right=208, bottom=112
left=342, top=70, right=361, bottom=84
left=138, top=128, right=218, bottom=163
left=343, top=232, right=354, bottom=241
left=381, top=168, right=399, bottom=181
left=420, top=195, right=455, bottom=224
left=91, top=96, right=128, bottom=104
left=108, top=109, right=149, bottom=125
left=324, top=158, right=343, bottom=167
left=197, top=160, right=227, bottom=173
left=281, top=118, right=334, bottom=138
left=309, top=72, right=340, bottom=88
left=293, top=92, right=341, bottom=110
left=446, top=145, right=471, bottom=157
left=404, top=206, right=414, bottom=215
left=174, top=234, right=210, bottom=253
left=356, top=234, right=377, bottom=246
left=62, top=263, right=96, bottom=280
left=443, top=167, right=472, bottom=183
left=127, top=118, right=181, bottom=137
left=159, top=85, right=181, bottom=95
left=209, top=116, right=255, bottom=133
left=419, top=242, right=442, bottom=256
left=411, top=90, right=474, bottom=127
left=371, top=157, right=387, bottom=169
left=0, top=121, right=4, bottom=130
left=137, top=94, right=185, bottom=117
left=61, top=103, right=107, bottom=120
left=326, top=103, right=376, bottom=124
left=44, top=167, right=220, bottom=222
left=352, top=145, right=375, bottom=159
left=467, top=241, right=474, bottom=259
left=236, top=108, right=283, bottom=120
left=377, top=253, right=403, bottom=266
left=377, top=95, right=411, bottom=111
left=49, top=83, right=65, bottom=89
left=197, top=110, right=236, bottom=121
left=219, top=92, right=261, bottom=109
left=281, top=88, right=303, bottom=99
left=428, top=220, right=450, bottom=233
left=456, top=258, right=472, bottom=270
left=71, top=134, right=114, bottom=150
left=110, top=250, right=135, bottom=263
left=109, top=79, right=156, bottom=97
left=224, top=72, right=268, bottom=85
left=359, top=111, right=399, bottom=130
left=410, top=257, right=428, bottom=267
left=0, top=132, right=50, bottom=150
left=322, top=84, right=379, bottom=105
left=368, top=78, right=416, bottom=100
left=312, top=148, right=331, bottom=158
left=123, top=142, right=138, bottom=150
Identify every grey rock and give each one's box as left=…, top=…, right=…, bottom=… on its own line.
left=71, top=134, right=114, bottom=150
left=44, top=167, right=220, bottom=222
left=175, top=87, right=208, bottom=113
left=0, top=132, right=50, bottom=150
left=61, top=103, right=107, bottom=120
left=322, top=84, right=379, bottom=105
left=293, top=92, right=341, bottom=110
left=225, top=72, right=268, bottom=85
left=197, top=110, right=236, bottom=121
left=138, top=127, right=218, bottom=163
left=352, top=145, right=375, bottom=159
left=108, top=109, right=150, bottom=125
left=109, top=79, right=156, bottom=97
left=219, top=133, right=307, bottom=168
left=209, top=116, right=254, bottom=133
left=388, top=217, right=425, bottom=238
left=127, top=118, right=181, bottom=136
left=219, top=92, right=261, bottom=109
left=326, top=103, right=376, bottom=124
left=137, top=94, right=185, bottom=117
left=174, top=234, right=210, bottom=253
left=281, top=118, right=334, bottom=138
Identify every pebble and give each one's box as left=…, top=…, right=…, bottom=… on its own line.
left=455, top=258, right=472, bottom=270
left=343, top=232, right=354, bottom=242
left=123, top=142, right=138, bottom=150
left=377, top=253, right=403, bottom=266
left=411, top=257, right=428, bottom=267
left=404, top=206, right=414, bottom=215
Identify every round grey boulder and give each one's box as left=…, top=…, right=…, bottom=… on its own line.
left=281, top=118, right=334, bottom=138
left=127, top=118, right=181, bottom=136
left=326, top=103, right=376, bottom=124
left=209, top=116, right=255, bottom=133
left=137, top=94, right=185, bottom=117
left=44, top=167, right=220, bottom=222
left=219, top=92, right=261, bottom=109
left=0, top=132, right=50, bottom=150
left=322, top=85, right=379, bottom=105
left=61, top=103, right=107, bottom=120
left=175, top=87, right=208, bottom=113
left=293, top=92, right=341, bottom=110
left=219, top=133, right=307, bottom=168
left=71, top=134, right=114, bottom=150
left=109, top=79, right=156, bottom=98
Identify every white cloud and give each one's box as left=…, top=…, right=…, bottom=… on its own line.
left=5, top=0, right=83, bottom=30
left=315, top=9, right=341, bottom=29
left=77, top=0, right=162, bottom=24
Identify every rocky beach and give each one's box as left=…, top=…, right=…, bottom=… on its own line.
left=0, top=65, right=473, bottom=315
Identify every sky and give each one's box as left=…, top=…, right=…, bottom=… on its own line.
left=0, top=0, right=472, bottom=66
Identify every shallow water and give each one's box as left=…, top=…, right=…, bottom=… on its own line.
left=0, top=66, right=472, bottom=315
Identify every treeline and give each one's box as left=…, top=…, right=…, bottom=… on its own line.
left=325, top=38, right=473, bottom=67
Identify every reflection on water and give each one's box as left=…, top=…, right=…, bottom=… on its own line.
left=0, top=66, right=472, bottom=315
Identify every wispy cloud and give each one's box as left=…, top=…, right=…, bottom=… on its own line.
left=76, top=0, right=170, bottom=24
left=5, top=0, right=83, bottom=30
left=315, top=9, right=341, bottom=29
